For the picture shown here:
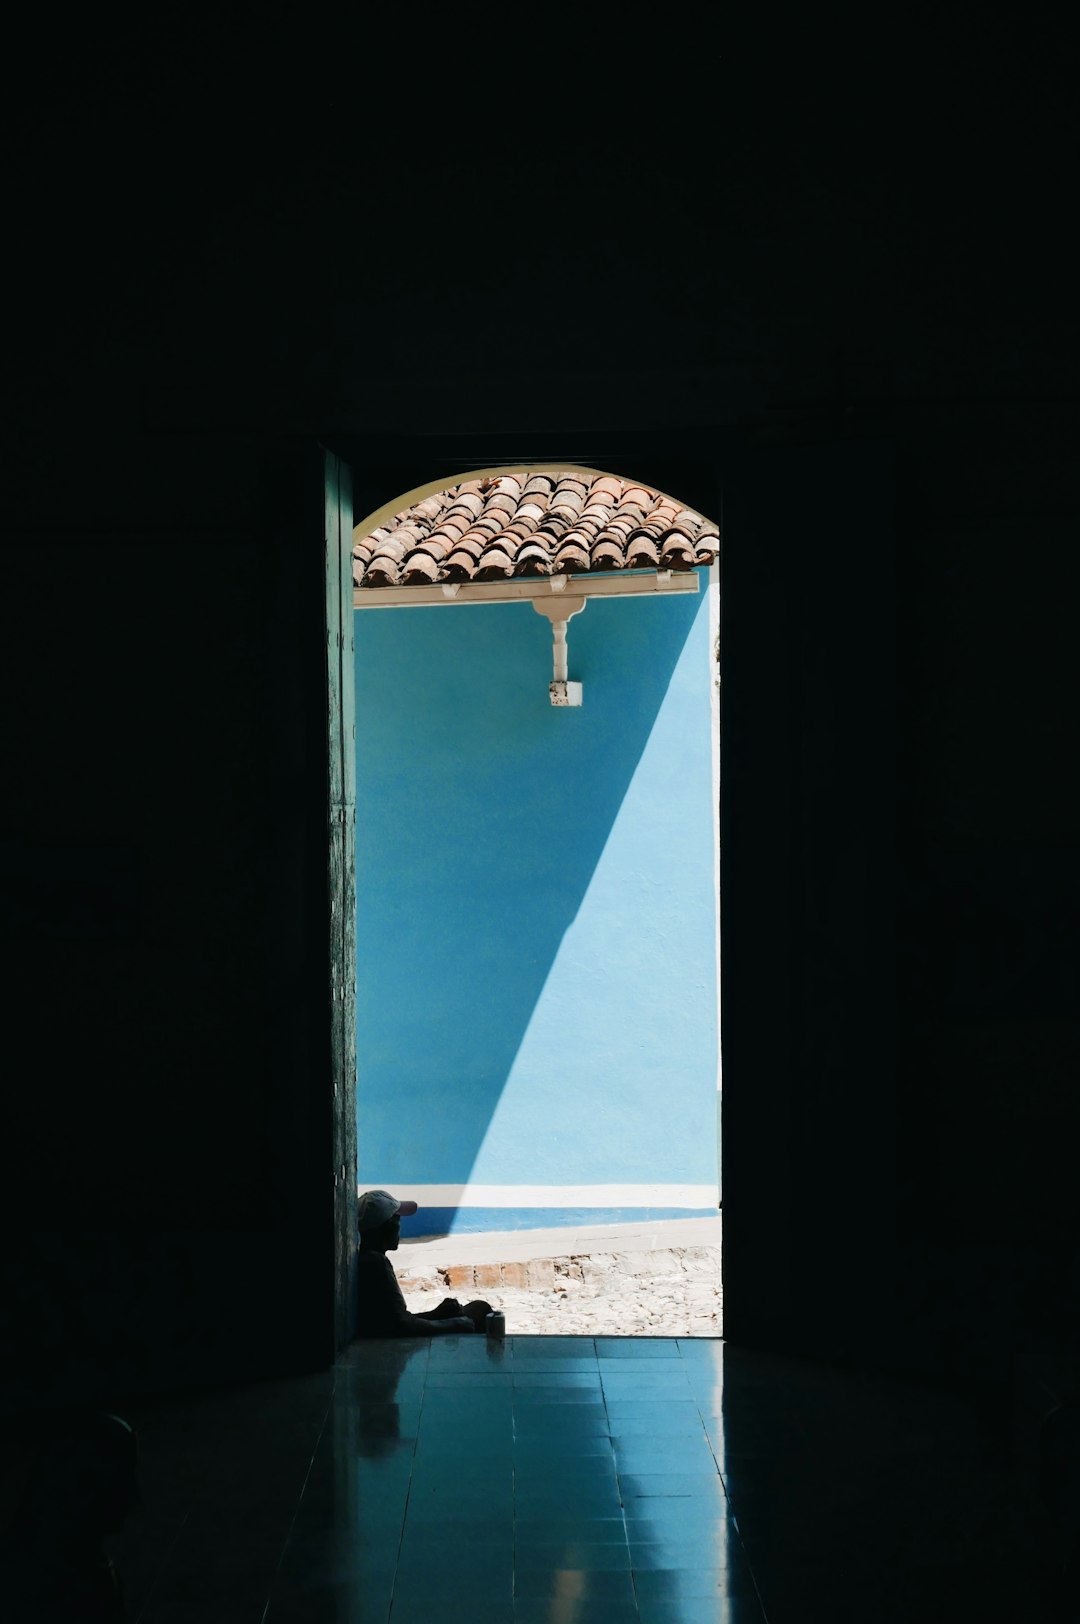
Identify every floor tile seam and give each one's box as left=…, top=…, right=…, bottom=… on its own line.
left=128, top=1507, right=193, bottom=1624
left=385, top=1348, right=435, bottom=1605
left=253, top=1389, right=338, bottom=1620
left=512, top=1505, right=633, bottom=1570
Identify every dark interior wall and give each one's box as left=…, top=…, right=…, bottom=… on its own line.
left=891, top=405, right=1080, bottom=1390
left=1, top=439, right=338, bottom=1406
left=720, top=435, right=899, bottom=1370
left=722, top=407, right=1080, bottom=1400
left=1, top=21, right=1076, bottom=1409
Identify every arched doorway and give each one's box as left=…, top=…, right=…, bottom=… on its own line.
left=349, top=464, right=722, bottom=1336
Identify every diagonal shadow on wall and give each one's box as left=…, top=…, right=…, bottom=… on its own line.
left=355, top=581, right=717, bottom=1234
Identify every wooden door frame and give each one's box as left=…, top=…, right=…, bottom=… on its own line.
left=324, top=446, right=358, bottom=1349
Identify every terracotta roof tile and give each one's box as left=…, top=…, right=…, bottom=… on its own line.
left=591, top=538, right=625, bottom=570
left=448, top=493, right=484, bottom=517
left=626, top=533, right=660, bottom=569
left=513, top=542, right=553, bottom=578
left=475, top=547, right=515, bottom=580
left=354, top=470, right=719, bottom=591
left=486, top=493, right=518, bottom=516
left=401, top=553, right=440, bottom=585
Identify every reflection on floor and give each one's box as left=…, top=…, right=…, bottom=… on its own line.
left=111, top=1336, right=1059, bottom=1623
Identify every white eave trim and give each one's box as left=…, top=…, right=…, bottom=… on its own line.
left=353, top=569, right=702, bottom=609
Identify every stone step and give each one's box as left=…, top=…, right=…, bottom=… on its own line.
left=397, top=1244, right=721, bottom=1296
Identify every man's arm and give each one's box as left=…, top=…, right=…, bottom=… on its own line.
left=413, top=1297, right=466, bottom=1323
left=402, top=1296, right=474, bottom=1334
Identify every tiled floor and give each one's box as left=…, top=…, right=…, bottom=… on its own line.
left=107, top=1336, right=1062, bottom=1624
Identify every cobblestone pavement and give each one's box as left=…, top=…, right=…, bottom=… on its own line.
left=397, top=1244, right=723, bottom=1337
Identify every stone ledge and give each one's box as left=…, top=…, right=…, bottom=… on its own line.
left=399, top=1245, right=719, bottom=1294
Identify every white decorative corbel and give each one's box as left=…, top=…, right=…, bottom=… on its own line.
left=532, top=596, right=586, bottom=706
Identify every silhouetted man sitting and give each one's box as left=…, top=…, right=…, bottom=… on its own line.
left=356, top=1189, right=494, bottom=1337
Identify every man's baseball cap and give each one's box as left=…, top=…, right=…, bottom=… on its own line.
left=357, top=1189, right=419, bottom=1233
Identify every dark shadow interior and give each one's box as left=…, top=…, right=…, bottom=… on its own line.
left=2, top=19, right=1077, bottom=1618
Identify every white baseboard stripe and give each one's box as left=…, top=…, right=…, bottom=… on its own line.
left=357, top=1183, right=718, bottom=1207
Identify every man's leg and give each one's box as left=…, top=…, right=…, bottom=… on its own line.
left=462, top=1300, right=494, bottom=1333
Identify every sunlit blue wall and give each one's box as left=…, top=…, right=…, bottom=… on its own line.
left=355, top=577, right=719, bottom=1235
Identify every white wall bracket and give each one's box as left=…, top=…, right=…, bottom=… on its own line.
left=532, top=596, right=586, bottom=707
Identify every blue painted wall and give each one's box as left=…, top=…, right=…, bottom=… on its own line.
left=355, top=578, right=719, bottom=1234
